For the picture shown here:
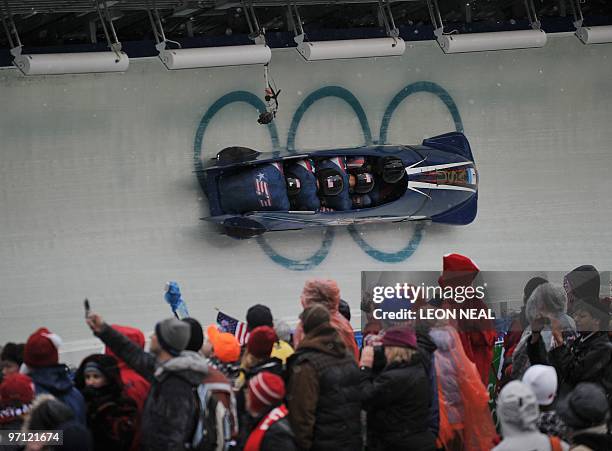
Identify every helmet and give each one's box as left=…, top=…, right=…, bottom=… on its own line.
left=352, top=172, right=375, bottom=194
left=318, top=169, right=344, bottom=196
left=286, top=176, right=301, bottom=196
left=381, top=157, right=405, bottom=183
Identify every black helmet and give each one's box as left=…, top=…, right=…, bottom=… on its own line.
left=286, top=176, right=301, bottom=196
left=381, top=157, right=405, bottom=183
left=352, top=172, right=375, bottom=194
left=318, top=169, right=344, bottom=196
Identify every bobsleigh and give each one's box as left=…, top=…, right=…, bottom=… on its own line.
left=199, top=132, right=478, bottom=238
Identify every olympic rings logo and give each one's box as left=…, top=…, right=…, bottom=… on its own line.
left=194, top=81, right=463, bottom=270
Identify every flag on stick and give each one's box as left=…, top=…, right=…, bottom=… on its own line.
left=216, top=310, right=249, bottom=345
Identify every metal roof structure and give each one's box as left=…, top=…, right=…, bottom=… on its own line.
left=1, top=1, right=611, bottom=48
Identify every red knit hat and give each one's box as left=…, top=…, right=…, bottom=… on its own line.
left=24, top=327, right=61, bottom=368
left=0, top=374, right=35, bottom=404
left=381, top=326, right=417, bottom=349
left=247, top=372, right=285, bottom=413
left=246, top=326, right=277, bottom=359
left=438, top=253, right=480, bottom=288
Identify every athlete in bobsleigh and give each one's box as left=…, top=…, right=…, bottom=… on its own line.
left=316, top=157, right=375, bottom=211
left=218, top=162, right=290, bottom=214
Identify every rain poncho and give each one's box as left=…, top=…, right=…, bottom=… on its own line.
left=438, top=253, right=497, bottom=385
left=429, top=325, right=497, bottom=451
left=293, top=279, right=359, bottom=360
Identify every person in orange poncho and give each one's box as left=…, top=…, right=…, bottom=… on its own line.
left=438, top=253, right=497, bottom=385
left=429, top=323, right=497, bottom=451
left=293, top=279, right=359, bottom=360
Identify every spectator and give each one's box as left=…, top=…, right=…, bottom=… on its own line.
left=293, top=279, right=359, bottom=360
left=1, top=343, right=24, bottom=378
left=103, top=325, right=150, bottom=451
left=273, top=319, right=292, bottom=344
left=185, top=318, right=239, bottom=445
left=74, top=354, right=138, bottom=451
left=104, top=325, right=151, bottom=412
left=23, top=394, right=93, bottom=451
left=429, top=323, right=497, bottom=451
left=558, top=383, right=611, bottom=451
left=564, top=265, right=601, bottom=314
left=236, top=326, right=284, bottom=447
left=240, top=326, right=284, bottom=382
left=22, top=328, right=86, bottom=425
left=512, top=283, right=577, bottom=380
left=415, top=321, right=440, bottom=439
left=338, top=299, right=351, bottom=322
left=502, top=277, right=548, bottom=380
left=243, top=372, right=297, bottom=451
left=205, top=325, right=241, bottom=383
left=360, top=326, right=436, bottom=450
left=0, top=373, right=35, bottom=431
left=522, top=365, right=568, bottom=441
left=247, top=304, right=294, bottom=364
left=286, top=304, right=362, bottom=450
left=437, top=254, right=497, bottom=385
left=493, top=381, right=569, bottom=451
left=87, top=314, right=208, bottom=451
left=182, top=318, right=204, bottom=355
left=527, top=296, right=611, bottom=399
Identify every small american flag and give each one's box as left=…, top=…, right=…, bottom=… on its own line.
left=216, top=310, right=250, bottom=345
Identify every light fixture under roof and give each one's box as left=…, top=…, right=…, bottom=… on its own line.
left=290, top=0, right=405, bottom=61
left=1, top=0, right=129, bottom=75
left=569, top=0, right=612, bottom=44
left=147, top=0, right=271, bottom=69
left=427, top=0, right=547, bottom=53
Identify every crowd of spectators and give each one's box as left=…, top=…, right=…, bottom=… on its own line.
left=0, top=254, right=610, bottom=451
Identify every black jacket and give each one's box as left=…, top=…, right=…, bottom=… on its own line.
left=97, top=324, right=208, bottom=451
left=571, top=425, right=612, bottom=451
left=286, top=324, right=362, bottom=451
left=417, top=330, right=439, bottom=438
left=527, top=331, right=612, bottom=398
left=236, top=357, right=285, bottom=449
left=361, top=356, right=436, bottom=451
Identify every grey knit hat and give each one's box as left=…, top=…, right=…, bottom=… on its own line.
left=558, top=383, right=609, bottom=429
left=155, top=318, right=191, bottom=356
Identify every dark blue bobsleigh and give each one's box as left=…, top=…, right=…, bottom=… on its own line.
left=199, top=132, right=478, bottom=238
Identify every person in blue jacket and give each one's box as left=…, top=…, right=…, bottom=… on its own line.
left=317, top=157, right=375, bottom=211
left=285, top=159, right=320, bottom=211
left=219, top=162, right=290, bottom=214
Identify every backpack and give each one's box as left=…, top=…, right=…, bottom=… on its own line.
left=188, top=383, right=233, bottom=451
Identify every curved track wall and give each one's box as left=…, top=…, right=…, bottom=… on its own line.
left=1, top=35, right=611, bottom=358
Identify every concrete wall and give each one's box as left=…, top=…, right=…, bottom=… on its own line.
left=1, top=35, right=611, bottom=361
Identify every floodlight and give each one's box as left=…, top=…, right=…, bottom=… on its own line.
left=148, top=0, right=271, bottom=69
left=575, top=25, right=612, bottom=44
left=427, top=0, right=547, bottom=54
left=290, top=0, right=405, bottom=61
left=296, top=37, right=405, bottom=61
left=437, top=29, right=547, bottom=53
left=158, top=44, right=271, bottom=69
left=2, top=0, right=128, bottom=75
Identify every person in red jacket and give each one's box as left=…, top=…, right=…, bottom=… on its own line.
left=438, top=254, right=497, bottom=385
left=104, top=325, right=150, bottom=451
